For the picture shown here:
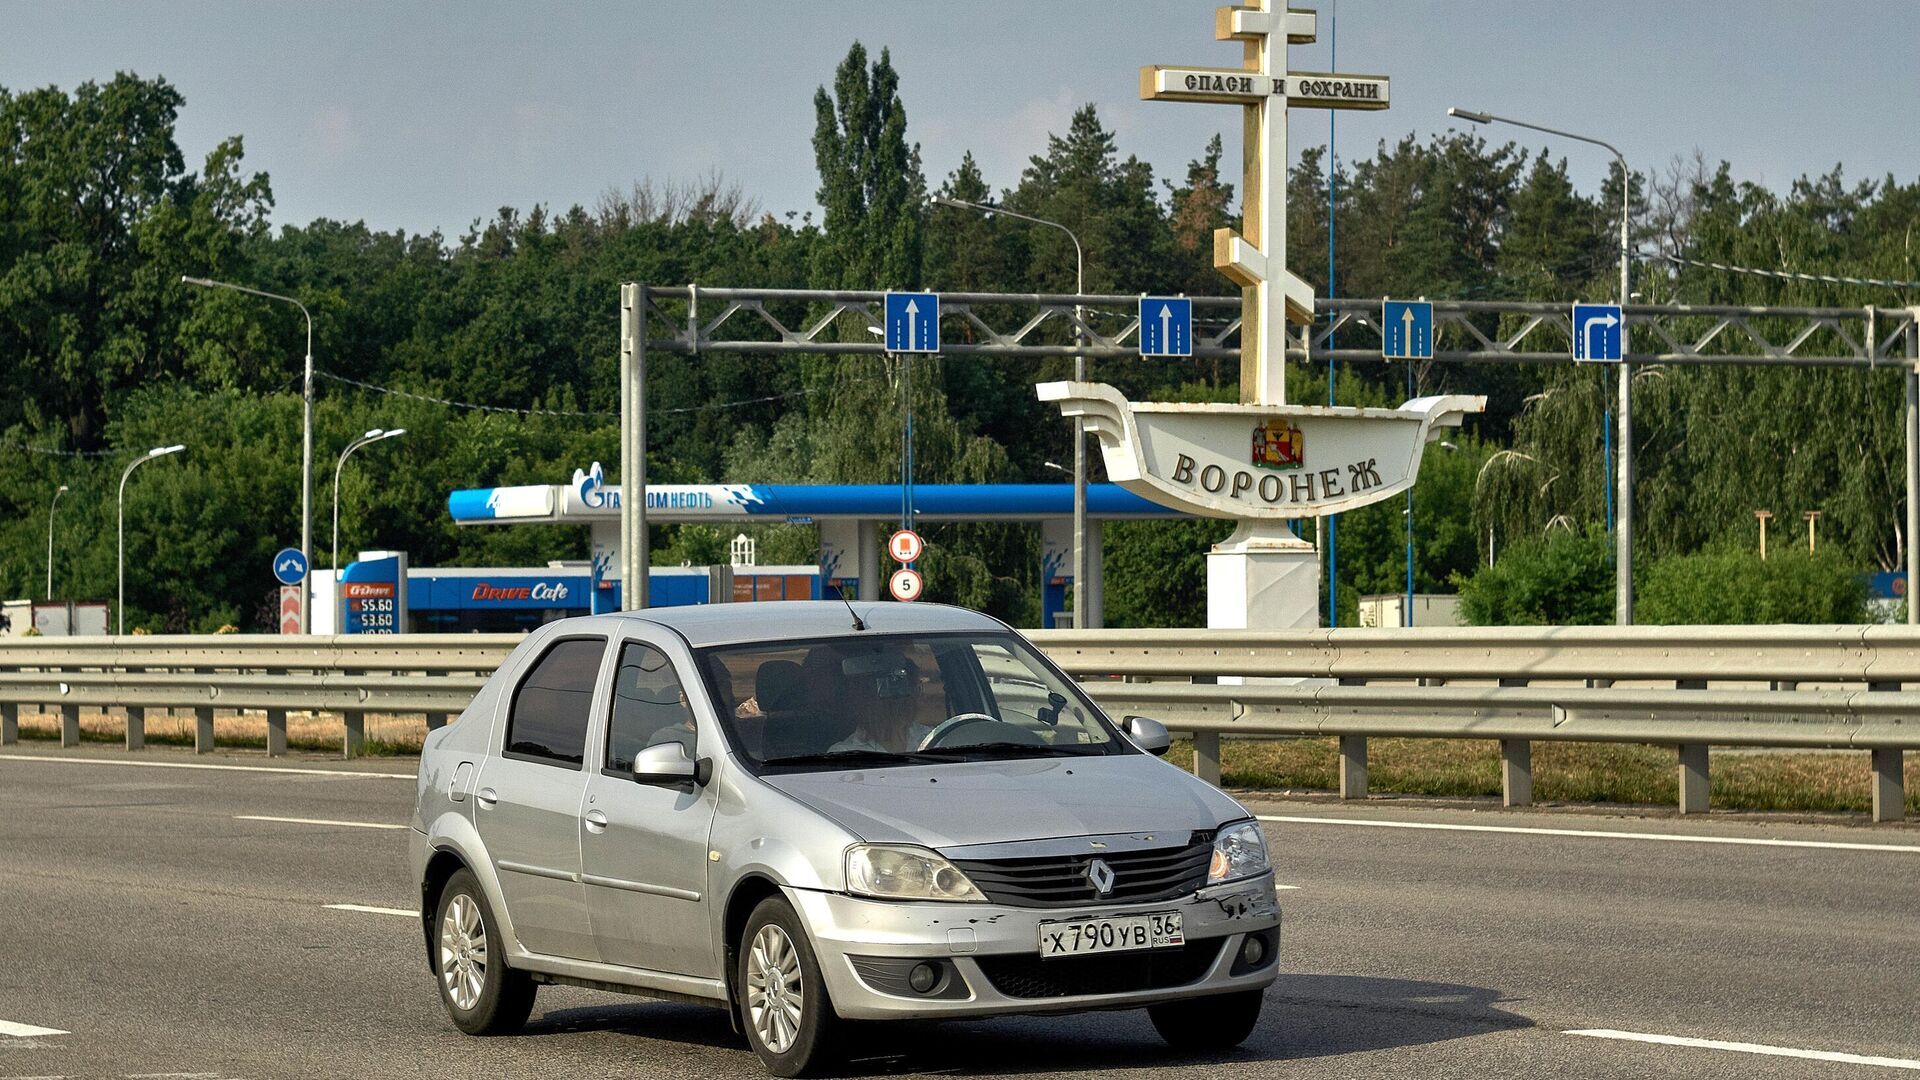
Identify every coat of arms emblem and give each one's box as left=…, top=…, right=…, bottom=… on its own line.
left=1251, top=419, right=1304, bottom=471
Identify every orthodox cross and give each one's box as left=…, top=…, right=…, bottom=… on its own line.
left=1143, top=3, right=1389, bottom=406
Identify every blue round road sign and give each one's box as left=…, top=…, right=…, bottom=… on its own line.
left=272, top=547, right=309, bottom=586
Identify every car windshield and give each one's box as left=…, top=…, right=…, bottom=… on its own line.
left=696, top=632, right=1127, bottom=770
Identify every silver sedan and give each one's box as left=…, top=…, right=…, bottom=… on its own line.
left=410, top=601, right=1281, bottom=1076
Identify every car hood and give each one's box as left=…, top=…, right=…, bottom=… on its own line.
left=758, top=753, right=1248, bottom=849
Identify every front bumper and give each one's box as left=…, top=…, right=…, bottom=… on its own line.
left=789, top=874, right=1282, bottom=1020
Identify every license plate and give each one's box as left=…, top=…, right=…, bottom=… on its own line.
left=1037, top=912, right=1184, bottom=958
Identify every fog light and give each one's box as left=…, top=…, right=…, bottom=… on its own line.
left=1241, top=934, right=1267, bottom=967
left=908, top=962, right=940, bottom=994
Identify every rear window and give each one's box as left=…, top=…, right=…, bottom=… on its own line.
left=505, top=637, right=606, bottom=767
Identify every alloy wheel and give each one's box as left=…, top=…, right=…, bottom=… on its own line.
left=439, top=893, right=487, bottom=1011
left=745, top=923, right=805, bottom=1053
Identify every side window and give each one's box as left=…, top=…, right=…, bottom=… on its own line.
left=504, top=637, right=606, bottom=767
left=606, top=642, right=698, bottom=773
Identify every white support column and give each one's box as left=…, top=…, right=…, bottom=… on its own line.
left=1207, top=522, right=1320, bottom=631
left=854, top=520, right=883, bottom=603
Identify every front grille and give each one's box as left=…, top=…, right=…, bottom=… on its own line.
left=976, top=937, right=1226, bottom=999
left=950, top=835, right=1213, bottom=908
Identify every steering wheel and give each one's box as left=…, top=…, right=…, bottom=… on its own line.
left=917, top=713, right=1045, bottom=750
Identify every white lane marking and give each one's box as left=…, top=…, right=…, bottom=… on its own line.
left=0, top=1019, right=70, bottom=1037
left=324, top=903, right=416, bottom=918
left=1567, top=1028, right=1920, bottom=1071
left=1258, top=815, right=1920, bottom=854
left=1275, top=884, right=1301, bottom=890
left=0, top=754, right=411, bottom=780
left=235, top=815, right=408, bottom=830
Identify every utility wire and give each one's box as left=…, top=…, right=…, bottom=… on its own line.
left=7, top=442, right=117, bottom=458
left=315, top=370, right=818, bottom=417
left=1660, top=252, right=1920, bottom=291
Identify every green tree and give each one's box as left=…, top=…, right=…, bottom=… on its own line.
left=0, top=73, right=271, bottom=444
left=1457, top=525, right=1615, bottom=626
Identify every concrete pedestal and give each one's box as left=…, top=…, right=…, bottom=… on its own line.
left=1206, top=521, right=1319, bottom=630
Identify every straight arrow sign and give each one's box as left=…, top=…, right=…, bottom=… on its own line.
left=884, top=292, right=940, bottom=353
left=1137, top=296, right=1193, bottom=357
left=1381, top=300, right=1432, bottom=360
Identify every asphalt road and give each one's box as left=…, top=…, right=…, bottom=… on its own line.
left=2, top=742, right=1916, bottom=1079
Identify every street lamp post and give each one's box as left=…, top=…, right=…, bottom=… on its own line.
left=332, top=427, right=406, bottom=632
left=931, top=195, right=1097, bottom=627
left=117, top=445, right=185, bottom=634
left=46, top=484, right=69, bottom=600
left=181, top=275, right=315, bottom=631
left=1448, top=108, right=1634, bottom=624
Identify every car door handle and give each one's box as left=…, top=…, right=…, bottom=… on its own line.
left=583, top=809, right=609, bottom=833
left=475, top=787, right=498, bottom=808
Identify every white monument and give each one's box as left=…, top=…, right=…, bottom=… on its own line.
left=1039, top=1, right=1482, bottom=630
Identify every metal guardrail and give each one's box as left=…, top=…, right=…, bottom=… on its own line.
left=0, top=627, right=1911, bottom=821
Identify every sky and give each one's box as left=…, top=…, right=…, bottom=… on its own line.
left=5, top=1, right=1916, bottom=239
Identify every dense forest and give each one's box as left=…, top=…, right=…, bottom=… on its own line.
left=2, top=46, right=1916, bottom=631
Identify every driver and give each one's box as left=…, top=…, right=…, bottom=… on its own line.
left=829, top=653, right=935, bottom=753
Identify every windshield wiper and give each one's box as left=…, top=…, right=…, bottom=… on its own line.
left=917, top=742, right=1101, bottom=759
left=760, top=749, right=947, bottom=767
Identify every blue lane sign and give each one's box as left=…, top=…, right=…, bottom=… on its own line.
left=1138, top=296, right=1193, bottom=357
left=884, top=291, right=940, bottom=353
left=272, top=547, right=309, bottom=586
left=1572, top=303, right=1623, bottom=362
left=1382, top=300, right=1433, bottom=360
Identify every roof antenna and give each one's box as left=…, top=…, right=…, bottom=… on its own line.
left=830, top=582, right=866, bottom=631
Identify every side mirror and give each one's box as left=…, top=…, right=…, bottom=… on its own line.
left=1122, top=715, right=1172, bottom=757
left=633, top=741, right=705, bottom=786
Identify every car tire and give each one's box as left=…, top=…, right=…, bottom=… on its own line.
left=737, top=896, right=842, bottom=1077
left=434, top=868, right=536, bottom=1035
left=1148, top=987, right=1264, bottom=1052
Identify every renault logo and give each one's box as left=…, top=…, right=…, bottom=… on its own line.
left=1087, top=857, right=1116, bottom=895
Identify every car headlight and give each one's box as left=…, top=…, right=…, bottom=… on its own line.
left=1207, top=820, right=1271, bottom=884
left=845, top=844, right=985, bottom=902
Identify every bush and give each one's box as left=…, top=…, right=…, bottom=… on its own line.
left=1637, top=546, right=1868, bottom=624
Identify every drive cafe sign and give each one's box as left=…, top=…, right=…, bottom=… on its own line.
left=1040, top=383, right=1479, bottom=518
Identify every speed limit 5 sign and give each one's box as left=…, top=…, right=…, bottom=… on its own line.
left=888, top=567, right=924, bottom=602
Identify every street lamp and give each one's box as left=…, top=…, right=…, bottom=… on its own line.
left=46, top=485, right=69, bottom=599
left=332, top=427, right=406, bottom=632
left=117, top=445, right=185, bottom=634
left=931, top=195, right=1098, bottom=627
left=1448, top=107, right=1634, bottom=625
left=182, top=275, right=315, bottom=631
